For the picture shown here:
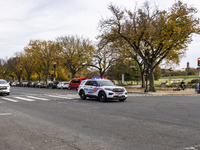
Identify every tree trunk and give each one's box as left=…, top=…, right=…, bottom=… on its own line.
left=141, top=71, right=145, bottom=88
left=71, top=71, right=76, bottom=79
left=27, top=74, right=31, bottom=82
left=45, top=76, right=48, bottom=85
left=18, top=76, right=20, bottom=83
left=99, top=69, right=105, bottom=78
left=149, top=69, right=156, bottom=92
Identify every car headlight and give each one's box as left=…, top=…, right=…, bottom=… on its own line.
left=105, top=88, right=113, bottom=91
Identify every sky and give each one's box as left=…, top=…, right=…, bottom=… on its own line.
left=0, top=0, right=200, bottom=70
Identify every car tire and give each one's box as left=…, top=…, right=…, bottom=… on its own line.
left=98, top=92, right=107, bottom=102
left=119, top=98, right=126, bottom=102
left=7, top=92, right=10, bottom=95
left=79, top=90, right=86, bottom=100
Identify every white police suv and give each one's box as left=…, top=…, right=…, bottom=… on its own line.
left=78, top=79, right=127, bottom=102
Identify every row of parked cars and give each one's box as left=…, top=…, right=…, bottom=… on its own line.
left=10, top=78, right=89, bottom=90
left=11, top=81, right=69, bottom=89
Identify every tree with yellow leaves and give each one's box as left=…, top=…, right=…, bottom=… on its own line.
left=24, top=40, right=60, bottom=83
left=56, top=35, right=94, bottom=79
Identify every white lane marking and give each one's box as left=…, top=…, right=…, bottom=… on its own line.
left=61, top=94, right=79, bottom=98
left=184, top=145, right=200, bottom=150
left=1, top=97, right=18, bottom=102
left=45, top=94, right=79, bottom=99
left=45, top=94, right=68, bottom=99
left=15, top=97, right=35, bottom=102
left=0, top=113, right=12, bottom=116
left=26, top=96, right=49, bottom=101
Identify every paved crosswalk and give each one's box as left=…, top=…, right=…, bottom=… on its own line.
left=0, top=93, right=163, bottom=103
left=0, top=94, right=80, bottom=103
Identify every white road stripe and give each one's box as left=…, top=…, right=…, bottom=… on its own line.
left=45, top=94, right=68, bottom=99
left=26, top=96, right=49, bottom=101
left=45, top=94, right=79, bottom=99
left=15, top=97, right=35, bottom=102
left=1, top=97, right=18, bottom=102
left=0, top=113, right=12, bottom=116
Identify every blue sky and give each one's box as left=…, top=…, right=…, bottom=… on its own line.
left=0, top=0, right=200, bottom=70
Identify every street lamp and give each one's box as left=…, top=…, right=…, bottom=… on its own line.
left=53, top=62, right=57, bottom=81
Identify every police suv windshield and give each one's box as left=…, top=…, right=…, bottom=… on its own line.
left=97, top=80, right=115, bottom=86
left=0, top=80, right=7, bottom=84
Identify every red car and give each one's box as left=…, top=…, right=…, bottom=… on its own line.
left=68, top=78, right=88, bottom=90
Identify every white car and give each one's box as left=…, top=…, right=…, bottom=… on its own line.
left=0, top=79, right=10, bottom=95
left=57, top=82, right=69, bottom=89
left=78, top=79, right=127, bottom=102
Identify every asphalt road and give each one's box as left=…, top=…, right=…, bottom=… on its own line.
left=0, top=87, right=200, bottom=150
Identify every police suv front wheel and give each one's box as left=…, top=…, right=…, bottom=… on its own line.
left=98, top=92, right=107, bottom=102
left=79, top=90, right=86, bottom=100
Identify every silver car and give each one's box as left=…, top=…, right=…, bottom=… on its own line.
left=57, top=82, right=69, bottom=89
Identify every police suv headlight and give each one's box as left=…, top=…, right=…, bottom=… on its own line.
left=105, top=88, right=113, bottom=91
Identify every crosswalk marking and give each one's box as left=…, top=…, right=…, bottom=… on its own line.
left=45, top=94, right=68, bottom=99
left=15, top=97, right=35, bottom=102
left=26, top=96, right=49, bottom=101
left=0, top=94, right=79, bottom=103
left=1, top=97, right=18, bottom=102
left=45, top=94, right=79, bottom=99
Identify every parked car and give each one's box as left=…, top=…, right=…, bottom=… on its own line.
left=23, top=82, right=32, bottom=87
left=11, top=82, right=17, bottom=86
left=68, top=78, right=88, bottom=90
left=78, top=79, right=127, bottom=102
left=0, top=79, right=10, bottom=95
left=57, top=82, right=69, bottom=89
left=30, top=82, right=38, bottom=88
left=47, top=81, right=59, bottom=89
left=39, top=83, right=47, bottom=88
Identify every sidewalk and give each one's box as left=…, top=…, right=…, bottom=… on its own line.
left=126, top=87, right=200, bottom=96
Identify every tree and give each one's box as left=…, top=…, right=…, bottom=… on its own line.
left=99, top=1, right=200, bottom=91
left=24, top=40, right=60, bottom=84
left=89, top=43, right=117, bottom=78
left=0, top=59, right=7, bottom=79
left=56, top=35, right=94, bottom=78
left=154, top=66, right=162, bottom=81
left=20, top=52, right=36, bottom=81
left=7, top=56, right=22, bottom=82
left=107, top=57, right=141, bottom=84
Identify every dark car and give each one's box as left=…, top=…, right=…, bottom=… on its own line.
left=47, top=81, right=59, bottom=89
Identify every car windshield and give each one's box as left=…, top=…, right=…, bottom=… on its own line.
left=0, top=80, right=7, bottom=84
left=97, top=80, right=115, bottom=86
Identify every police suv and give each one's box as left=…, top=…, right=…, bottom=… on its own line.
left=78, top=79, right=127, bottom=102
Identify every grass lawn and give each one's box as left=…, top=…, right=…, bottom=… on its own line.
left=119, top=75, right=200, bottom=86
left=155, top=75, right=200, bottom=85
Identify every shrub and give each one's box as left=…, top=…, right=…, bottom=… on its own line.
left=190, top=79, right=200, bottom=84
